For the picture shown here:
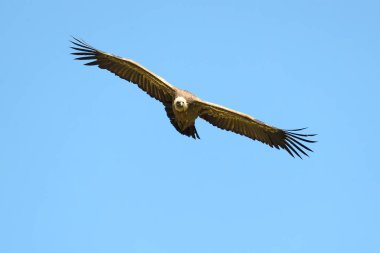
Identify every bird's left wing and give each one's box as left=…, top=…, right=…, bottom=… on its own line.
left=194, top=100, right=316, bottom=158
left=71, top=37, right=176, bottom=103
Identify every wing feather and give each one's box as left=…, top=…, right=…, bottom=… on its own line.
left=196, top=100, right=316, bottom=158
left=70, top=37, right=176, bottom=103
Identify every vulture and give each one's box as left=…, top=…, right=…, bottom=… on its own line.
left=71, top=37, right=316, bottom=158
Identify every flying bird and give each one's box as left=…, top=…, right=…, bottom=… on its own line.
left=71, top=37, right=316, bottom=158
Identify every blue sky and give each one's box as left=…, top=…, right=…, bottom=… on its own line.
left=1, top=0, right=379, bottom=252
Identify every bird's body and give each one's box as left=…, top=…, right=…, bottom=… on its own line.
left=166, top=90, right=201, bottom=139
left=173, top=92, right=198, bottom=129
left=71, top=38, right=316, bottom=158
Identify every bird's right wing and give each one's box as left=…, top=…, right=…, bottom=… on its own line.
left=71, top=37, right=176, bottom=103
left=194, top=100, right=316, bottom=158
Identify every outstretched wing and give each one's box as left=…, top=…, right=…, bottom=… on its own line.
left=195, top=100, right=316, bottom=158
left=71, top=37, right=176, bottom=103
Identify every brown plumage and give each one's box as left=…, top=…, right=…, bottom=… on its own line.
left=71, top=37, right=316, bottom=158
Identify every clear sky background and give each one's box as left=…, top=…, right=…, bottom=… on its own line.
left=1, top=0, right=379, bottom=252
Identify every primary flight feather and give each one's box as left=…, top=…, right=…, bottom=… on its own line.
left=71, top=37, right=316, bottom=158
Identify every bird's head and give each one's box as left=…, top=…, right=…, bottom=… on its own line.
left=174, top=97, right=188, bottom=112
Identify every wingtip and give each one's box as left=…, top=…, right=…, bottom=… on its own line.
left=69, top=36, right=94, bottom=50
left=69, top=35, right=82, bottom=44
left=282, top=127, right=317, bottom=159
